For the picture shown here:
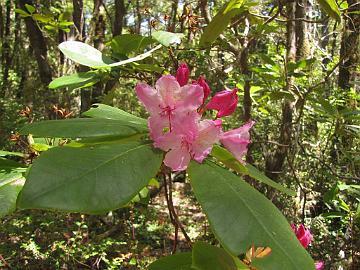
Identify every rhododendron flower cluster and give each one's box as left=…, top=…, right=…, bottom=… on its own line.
left=135, top=63, right=253, bottom=171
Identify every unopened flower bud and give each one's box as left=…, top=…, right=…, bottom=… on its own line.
left=176, top=63, right=189, bottom=86
left=206, top=88, right=238, bottom=118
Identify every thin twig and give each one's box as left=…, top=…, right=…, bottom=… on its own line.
left=286, top=154, right=307, bottom=223
left=164, top=170, right=192, bottom=249
left=0, top=254, right=9, bottom=268
left=163, top=173, right=178, bottom=253
left=297, top=141, right=360, bottom=181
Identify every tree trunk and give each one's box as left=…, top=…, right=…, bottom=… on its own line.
left=338, top=0, right=360, bottom=90
left=90, top=0, right=106, bottom=105
left=135, top=0, right=141, bottom=34
left=1, top=0, right=12, bottom=97
left=295, top=0, right=308, bottom=60
left=0, top=1, right=4, bottom=40
left=18, top=0, right=52, bottom=85
left=113, top=0, right=125, bottom=36
left=265, top=0, right=296, bottom=182
left=72, top=0, right=84, bottom=41
left=168, top=0, right=178, bottom=32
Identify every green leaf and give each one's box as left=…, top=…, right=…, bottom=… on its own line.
left=30, top=143, right=51, bottom=152
left=111, top=34, right=154, bottom=56
left=49, top=72, right=99, bottom=90
left=83, top=104, right=148, bottom=126
left=199, top=0, right=246, bottom=47
left=246, top=164, right=296, bottom=196
left=0, top=158, right=26, bottom=188
left=192, top=242, right=249, bottom=270
left=59, top=21, right=74, bottom=27
left=25, top=4, right=35, bottom=14
left=316, top=0, right=341, bottom=22
left=17, top=142, right=162, bottom=213
left=14, top=8, right=31, bottom=17
left=20, top=118, right=148, bottom=139
left=129, top=63, right=165, bottom=73
left=148, top=252, right=193, bottom=270
left=211, top=145, right=248, bottom=174
left=0, top=177, right=24, bottom=218
left=0, top=151, right=25, bottom=157
left=0, top=158, right=26, bottom=217
left=151, top=31, right=184, bottom=47
left=59, top=41, right=115, bottom=67
left=59, top=41, right=162, bottom=68
left=188, top=161, right=315, bottom=270
left=211, top=146, right=295, bottom=196
left=32, top=14, right=54, bottom=23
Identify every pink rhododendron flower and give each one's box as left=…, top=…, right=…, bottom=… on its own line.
left=176, top=63, right=189, bottom=86
left=291, top=224, right=313, bottom=248
left=135, top=75, right=203, bottom=139
left=193, top=75, right=211, bottom=103
left=220, top=121, right=255, bottom=163
left=135, top=72, right=253, bottom=171
left=154, top=112, right=222, bottom=171
left=315, top=261, right=324, bottom=270
left=206, top=88, right=238, bottom=118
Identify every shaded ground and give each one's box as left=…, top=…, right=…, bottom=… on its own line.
left=0, top=182, right=209, bottom=269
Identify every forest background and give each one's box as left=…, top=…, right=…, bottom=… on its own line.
left=0, top=0, right=359, bottom=269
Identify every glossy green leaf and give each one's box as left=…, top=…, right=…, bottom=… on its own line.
left=14, top=8, right=31, bottom=17
left=20, top=118, right=148, bottom=139
left=17, top=142, right=162, bottom=213
left=49, top=72, right=99, bottom=90
left=83, top=104, right=148, bottom=126
left=0, top=151, right=25, bottom=157
left=211, top=145, right=248, bottom=173
left=245, top=164, right=296, bottom=196
left=148, top=252, right=193, bottom=270
left=199, top=0, right=246, bottom=47
left=59, top=41, right=115, bottom=67
left=151, top=31, right=184, bottom=47
left=316, top=0, right=341, bottom=22
left=111, top=34, right=154, bottom=56
left=0, top=158, right=26, bottom=217
left=30, top=143, right=51, bottom=152
left=211, top=145, right=295, bottom=196
left=188, top=161, right=315, bottom=270
left=25, top=4, right=35, bottom=14
left=59, top=41, right=162, bottom=68
left=192, top=242, right=249, bottom=270
left=32, top=14, right=54, bottom=23
left=0, top=178, right=24, bottom=218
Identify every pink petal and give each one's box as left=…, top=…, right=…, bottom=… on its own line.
left=148, top=115, right=169, bottom=141
left=221, top=121, right=255, bottom=140
left=163, top=147, right=191, bottom=171
left=296, top=224, right=313, bottom=248
left=135, top=82, right=162, bottom=114
left=153, top=131, right=182, bottom=152
left=177, top=84, right=204, bottom=113
left=315, top=261, right=324, bottom=270
left=155, top=75, right=181, bottom=107
left=206, top=88, right=238, bottom=118
left=192, top=120, right=222, bottom=162
left=171, top=111, right=200, bottom=138
left=220, top=121, right=255, bottom=163
left=193, top=76, right=211, bottom=103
